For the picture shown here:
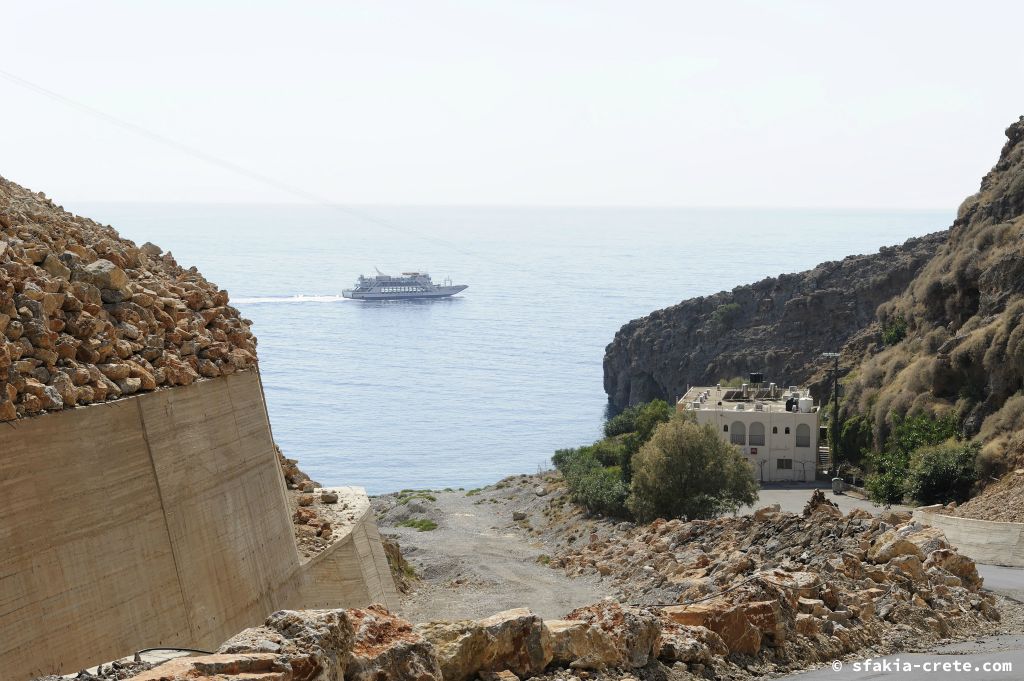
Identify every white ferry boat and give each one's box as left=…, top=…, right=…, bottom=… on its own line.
left=342, top=271, right=468, bottom=300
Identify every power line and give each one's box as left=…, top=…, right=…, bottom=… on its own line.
left=0, top=68, right=510, bottom=268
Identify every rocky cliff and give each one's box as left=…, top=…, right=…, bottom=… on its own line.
left=0, top=177, right=257, bottom=420
left=603, top=231, right=946, bottom=409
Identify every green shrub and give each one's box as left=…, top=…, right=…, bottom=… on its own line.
left=882, top=314, right=908, bottom=346
left=832, top=413, right=874, bottom=467
left=604, top=399, right=672, bottom=439
left=866, top=411, right=961, bottom=504
left=588, top=439, right=627, bottom=467
left=397, top=518, right=438, bottom=531
left=865, top=462, right=908, bottom=505
left=906, top=441, right=979, bottom=505
left=711, top=302, right=742, bottom=330
left=627, top=416, right=758, bottom=522
left=552, top=447, right=628, bottom=517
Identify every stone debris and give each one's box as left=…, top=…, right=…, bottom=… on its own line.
left=802, top=489, right=839, bottom=517
left=0, top=177, right=257, bottom=420
left=548, top=498, right=1001, bottom=669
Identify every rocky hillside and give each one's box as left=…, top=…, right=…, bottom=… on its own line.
left=843, top=116, right=1024, bottom=453
left=0, top=177, right=257, bottom=421
left=605, top=116, right=1024, bottom=464
left=603, top=231, right=945, bottom=409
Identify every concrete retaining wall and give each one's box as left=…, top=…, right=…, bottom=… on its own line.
left=913, top=505, right=1024, bottom=567
left=0, top=371, right=396, bottom=681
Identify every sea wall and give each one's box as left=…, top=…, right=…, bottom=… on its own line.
left=0, top=371, right=395, bottom=681
left=913, top=505, right=1024, bottom=567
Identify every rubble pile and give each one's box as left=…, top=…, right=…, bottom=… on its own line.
left=550, top=502, right=1000, bottom=669
left=0, top=178, right=257, bottom=420
left=116, top=602, right=670, bottom=681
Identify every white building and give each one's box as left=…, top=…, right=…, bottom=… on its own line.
left=677, top=382, right=821, bottom=482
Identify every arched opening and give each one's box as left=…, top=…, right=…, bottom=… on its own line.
left=749, top=422, right=765, bottom=446
left=723, top=424, right=729, bottom=432
left=796, top=423, right=811, bottom=447
left=730, top=421, right=746, bottom=445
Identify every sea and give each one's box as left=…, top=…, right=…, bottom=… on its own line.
left=71, top=203, right=950, bottom=494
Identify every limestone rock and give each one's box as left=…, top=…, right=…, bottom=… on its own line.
left=346, top=605, right=442, bottom=681
left=225, top=609, right=354, bottom=681
left=416, top=608, right=551, bottom=681
left=130, top=654, right=290, bottom=681
left=563, top=601, right=660, bottom=668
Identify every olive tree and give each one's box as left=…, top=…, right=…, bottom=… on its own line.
left=627, top=415, right=758, bottom=522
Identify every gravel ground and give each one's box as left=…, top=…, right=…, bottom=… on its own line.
left=373, top=478, right=606, bottom=622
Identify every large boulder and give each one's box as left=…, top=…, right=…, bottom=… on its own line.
left=416, top=608, right=551, bottom=681
left=663, top=601, right=761, bottom=656
left=75, top=258, right=129, bottom=292
left=656, top=623, right=728, bottom=665
left=545, top=619, right=621, bottom=670
left=220, top=609, right=354, bottom=681
left=346, top=605, right=442, bottom=681
left=925, top=548, right=983, bottom=590
left=562, top=601, right=661, bottom=668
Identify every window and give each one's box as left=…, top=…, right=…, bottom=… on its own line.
left=749, top=422, right=765, bottom=446
left=772, top=426, right=778, bottom=434
left=723, top=424, right=729, bottom=432
left=730, top=421, right=746, bottom=445
left=796, top=424, right=811, bottom=447
left=777, top=458, right=793, bottom=470
left=784, top=427, right=790, bottom=434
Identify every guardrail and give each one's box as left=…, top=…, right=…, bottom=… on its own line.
left=913, top=504, right=1024, bottom=567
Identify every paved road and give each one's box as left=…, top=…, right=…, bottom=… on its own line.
left=777, top=637, right=1024, bottom=680
left=979, top=564, right=1024, bottom=602
left=745, top=484, right=909, bottom=515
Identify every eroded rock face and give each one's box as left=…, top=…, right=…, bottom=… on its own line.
left=0, top=177, right=257, bottom=420
left=602, top=229, right=945, bottom=409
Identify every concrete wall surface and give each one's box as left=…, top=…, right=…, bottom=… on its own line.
left=914, top=505, right=1024, bottom=567
left=0, top=371, right=396, bottom=681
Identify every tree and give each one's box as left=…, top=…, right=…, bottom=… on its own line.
left=627, top=416, right=758, bottom=522
left=906, top=441, right=979, bottom=505
left=866, top=411, right=959, bottom=505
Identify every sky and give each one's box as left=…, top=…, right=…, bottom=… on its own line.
left=3, top=1, right=1024, bottom=208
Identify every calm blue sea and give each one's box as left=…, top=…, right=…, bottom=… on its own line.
left=71, top=203, right=949, bottom=494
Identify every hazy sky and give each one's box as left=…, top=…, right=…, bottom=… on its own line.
left=3, top=1, right=1023, bottom=207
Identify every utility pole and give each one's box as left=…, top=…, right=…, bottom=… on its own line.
left=822, top=352, right=841, bottom=474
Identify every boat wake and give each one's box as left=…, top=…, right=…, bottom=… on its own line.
left=232, top=294, right=350, bottom=304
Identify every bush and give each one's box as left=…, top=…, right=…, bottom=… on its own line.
left=604, top=399, right=672, bottom=439
left=865, top=460, right=908, bottom=505
left=866, top=411, right=961, bottom=505
left=627, top=416, right=758, bottom=522
left=832, top=413, right=873, bottom=467
left=906, top=441, right=980, bottom=505
left=885, top=411, right=958, bottom=458
left=882, top=314, right=908, bottom=345
left=711, top=302, right=742, bottom=330
left=552, top=447, right=628, bottom=517
left=588, top=439, right=627, bottom=467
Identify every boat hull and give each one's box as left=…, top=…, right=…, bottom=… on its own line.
left=342, top=285, right=468, bottom=301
